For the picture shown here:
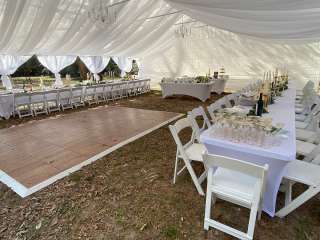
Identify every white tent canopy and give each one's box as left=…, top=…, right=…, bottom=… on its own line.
left=0, top=0, right=320, bottom=90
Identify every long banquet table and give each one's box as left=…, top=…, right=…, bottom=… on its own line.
left=0, top=79, right=150, bottom=119
left=200, top=83, right=296, bottom=217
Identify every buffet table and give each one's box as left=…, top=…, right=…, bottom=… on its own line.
left=212, top=78, right=227, bottom=94
left=200, top=83, right=296, bottom=217
left=160, top=82, right=213, bottom=102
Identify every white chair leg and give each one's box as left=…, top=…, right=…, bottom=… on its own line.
left=284, top=181, right=293, bottom=206
left=198, top=167, right=207, bottom=183
left=247, top=194, right=259, bottom=239
left=173, top=149, right=179, bottom=184
left=276, top=185, right=320, bottom=218
left=204, top=168, right=213, bottom=231
left=184, top=160, right=205, bottom=195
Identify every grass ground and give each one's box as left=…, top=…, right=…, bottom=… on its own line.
left=0, top=91, right=319, bottom=240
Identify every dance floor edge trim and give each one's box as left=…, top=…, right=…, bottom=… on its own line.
left=0, top=113, right=183, bottom=198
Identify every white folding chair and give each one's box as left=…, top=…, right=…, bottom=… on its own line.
left=104, top=84, right=113, bottom=102
left=30, top=91, right=48, bottom=116
left=276, top=160, right=320, bottom=218
left=296, top=108, right=320, bottom=130
left=58, top=88, right=73, bottom=111
left=207, top=102, right=221, bottom=123
left=120, top=82, right=128, bottom=98
left=95, top=84, right=106, bottom=103
left=126, top=81, right=135, bottom=97
left=141, top=80, right=148, bottom=94
left=84, top=85, right=96, bottom=105
left=111, top=83, right=122, bottom=100
left=203, top=153, right=268, bottom=240
left=296, top=97, right=319, bottom=122
left=145, top=79, right=151, bottom=92
left=169, top=117, right=207, bottom=195
left=296, top=108, right=320, bottom=143
left=136, top=80, right=144, bottom=95
left=296, top=81, right=314, bottom=102
left=295, top=90, right=317, bottom=115
left=215, top=98, right=229, bottom=109
left=226, top=92, right=241, bottom=107
left=71, top=87, right=85, bottom=108
left=44, top=90, right=60, bottom=113
left=129, top=81, right=138, bottom=96
left=188, top=106, right=211, bottom=142
left=296, top=140, right=318, bottom=157
left=13, top=93, right=33, bottom=118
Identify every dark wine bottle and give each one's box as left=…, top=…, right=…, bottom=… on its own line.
left=256, top=93, right=264, bottom=117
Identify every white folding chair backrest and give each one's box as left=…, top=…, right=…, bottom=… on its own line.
left=215, top=98, right=228, bottom=109
left=121, top=82, right=127, bottom=90
left=72, top=87, right=83, bottom=98
left=104, top=84, right=112, bottom=93
left=203, top=153, right=268, bottom=239
left=14, top=93, right=30, bottom=105
left=59, top=89, right=72, bottom=99
left=30, top=92, right=45, bottom=103
left=188, top=106, right=211, bottom=141
left=95, top=85, right=104, bottom=94
left=204, top=154, right=268, bottom=182
left=169, top=118, right=195, bottom=157
left=169, top=117, right=207, bottom=195
left=226, top=92, right=240, bottom=107
left=45, top=90, right=58, bottom=101
left=207, top=102, right=220, bottom=122
left=85, top=86, right=96, bottom=95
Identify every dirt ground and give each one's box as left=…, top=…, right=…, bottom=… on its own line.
left=0, top=91, right=319, bottom=240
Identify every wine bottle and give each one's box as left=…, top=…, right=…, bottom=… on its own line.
left=256, top=93, right=264, bottom=117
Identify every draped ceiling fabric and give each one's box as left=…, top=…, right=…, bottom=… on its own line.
left=80, top=56, right=110, bottom=81
left=0, top=55, right=30, bottom=89
left=0, top=0, right=320, bottom=90
left=38, top=55, right=77, bottom=87
left=165, top=0, right=320, bottom=42
left=0, top=0, right=178, bottom=56
left=140, top=26, right=320, bottom=90
left=113, top=57, right=133, bottom=77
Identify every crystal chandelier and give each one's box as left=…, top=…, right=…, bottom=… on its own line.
left=88, top=0, right=129, bottom=27
left=174, top=16, right=192, bottom=38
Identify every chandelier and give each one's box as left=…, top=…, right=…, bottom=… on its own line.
left=174, top=16, right=192, bottom=38
left=88, top=0, right=130, bottom=27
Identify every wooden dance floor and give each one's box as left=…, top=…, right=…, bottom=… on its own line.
left=0, top=106, right=182, bottom=197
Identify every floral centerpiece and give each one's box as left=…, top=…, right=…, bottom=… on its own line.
left=195, top=75, right=211, bottom=83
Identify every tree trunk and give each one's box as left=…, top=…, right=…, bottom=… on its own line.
left=77, top=58, right=88, bottom=80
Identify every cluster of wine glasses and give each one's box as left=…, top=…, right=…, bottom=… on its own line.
left=210, top=113, right=283, bottom=148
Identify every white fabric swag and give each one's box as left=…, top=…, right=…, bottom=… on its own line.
left=113, top=57, right=132, bottom=77
left=0, top=55, right=30, bottom=90
left=38, top=55, right=77, bottom=88
left=166, top=0, right=320, bottom=42
left=136, top=59, right=144, bottom=79
left=80, top=56, right=110, bottom=81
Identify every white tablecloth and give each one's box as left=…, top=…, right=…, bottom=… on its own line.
left=160, top=82, right=213, bottom=102
left=0, top=94, right=14, bottom=119
left=212, top=78, right=227, bottom=94
left=200, top=83, right=296, bottom=217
